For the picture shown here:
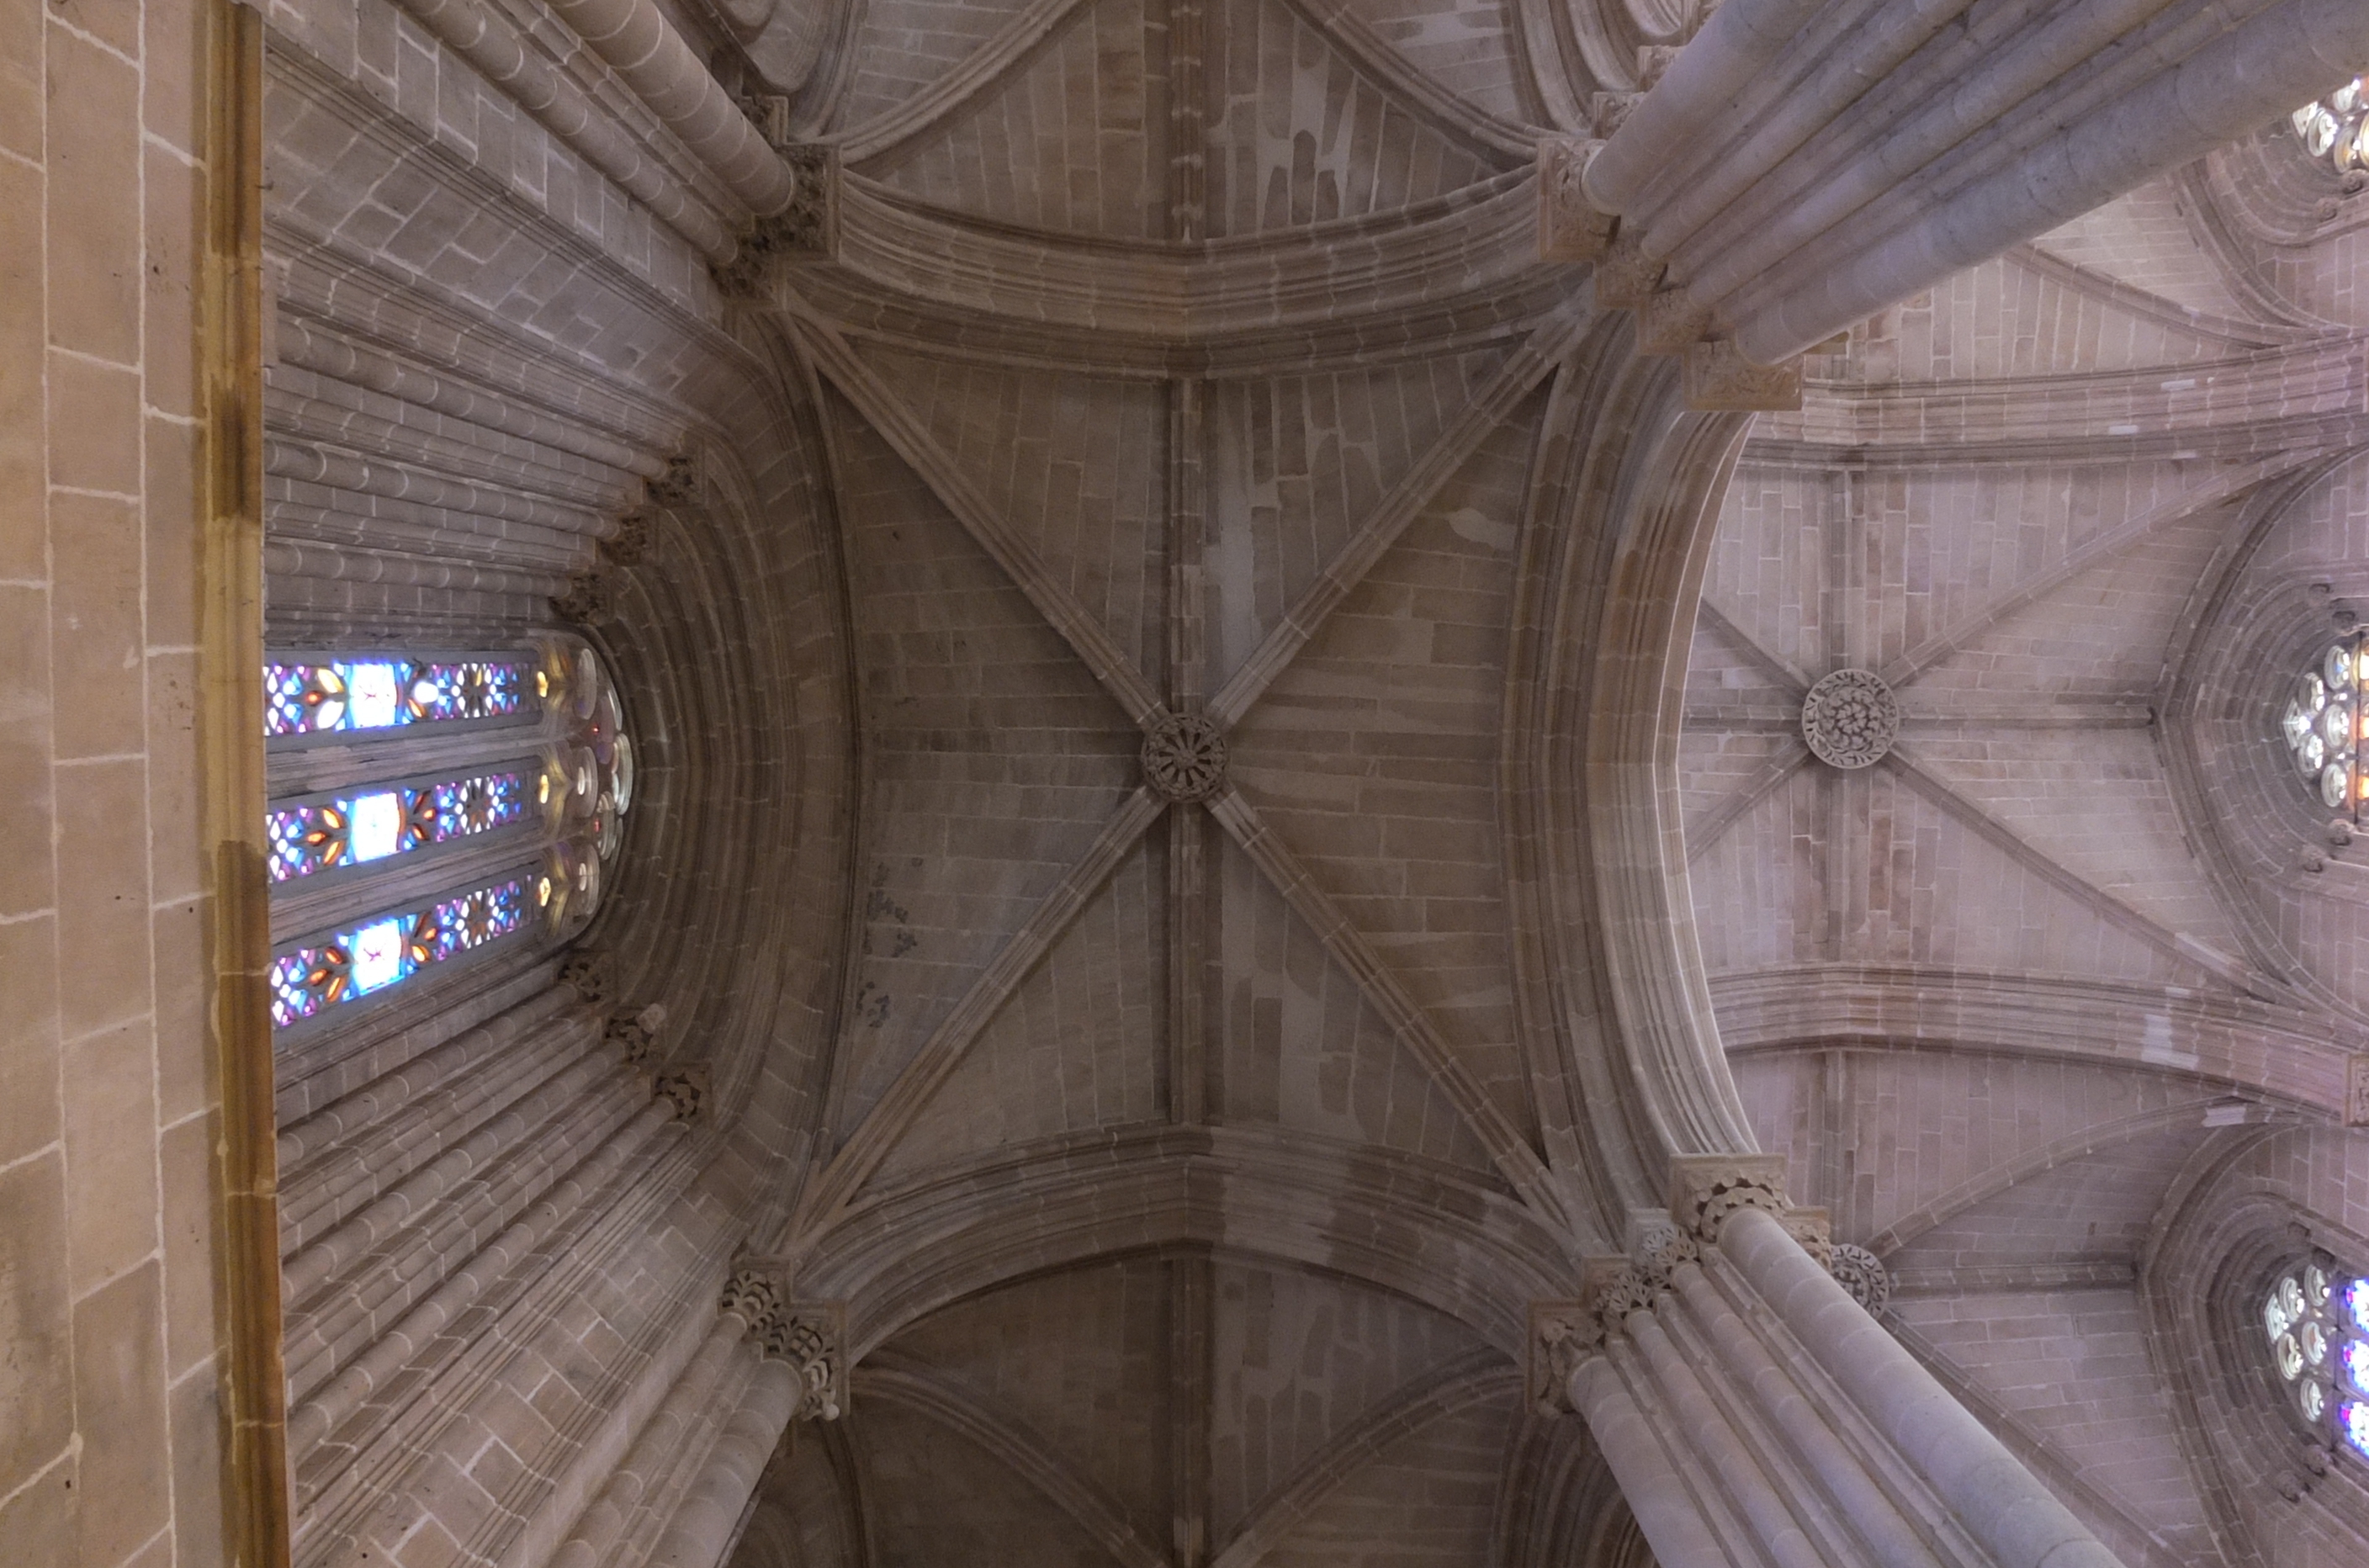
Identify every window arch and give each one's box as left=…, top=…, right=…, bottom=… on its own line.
left=263, top=636, right=636, bottom=1030
left=2292, top=79, right=2369, bottom=173
left=2262, top=1258, right=2369, bottom=1458
left=2280, top=634, right=2365, bottom=817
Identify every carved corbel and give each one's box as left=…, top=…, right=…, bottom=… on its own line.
left=1681, top=337, right=1803, bottom=411
left=1537, top=137, right=1613, bottom=263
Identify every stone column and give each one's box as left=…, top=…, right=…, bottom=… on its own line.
left=1534, top=1157, right=2127, bottom=1568
left=573, top=1265, right=845, bottom=1568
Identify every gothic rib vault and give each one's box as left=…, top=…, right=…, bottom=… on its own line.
left=11, top=0, right=2369, bottom=1563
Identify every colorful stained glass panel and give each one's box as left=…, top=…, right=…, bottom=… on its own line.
left=269, top=874, right=534, bottom=1028
left=263, top=771, right=530, bottom=883
left=265, top=659, right=532, bottom=738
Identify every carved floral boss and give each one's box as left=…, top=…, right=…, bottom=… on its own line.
left=1141, top=713, right=1229, bottom=803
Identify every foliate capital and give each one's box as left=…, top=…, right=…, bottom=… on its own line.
left=1527, top=1298, right=1603, bottom=1417
left=765, top=1303, right=847, bottom=1422
left=1668, top=1153, right=1789, bottom=1243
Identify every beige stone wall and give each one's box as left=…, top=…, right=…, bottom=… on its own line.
left=0, top=0, right=236, bottom=1563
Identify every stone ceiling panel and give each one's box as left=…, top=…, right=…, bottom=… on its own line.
left=1322, top=0, right=1530, bottom=125
left=1225, top=400, right=1542, bottom=1142
left=1207, top=1261, right=1492, bottom=1543
left=858, top=343, right=1170, bottom=683
left=873, top=832, right=1168, bottom=1181
left=1908, top=728, right=2245, bottom=959
left=1248, top=1393, right=1515, bottom=1568
left=881, top=1255, right=1176, bottom=1542
left=829, top=389, right=1145, bottom=1143
left=857, top=1397, right=1138, bottom=1568
left=836, top=0, right=1050, bottom=138
left=1213, top=831, right=1501, bottom=1177
left=2031, top=179, right=2259, bottom=326
left=1204, top=349, right=1513, bottom=691
left=1204, top=0, right=1514, bottom=236
left=863, top=0, right=1162, bottom=237
left=1884, top=1126, right=2214, bottom=1277
left=1686, top=763, right=1823, bottom=976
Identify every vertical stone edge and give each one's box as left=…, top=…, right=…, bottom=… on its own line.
left=197, top=3, right=290, bottom=1562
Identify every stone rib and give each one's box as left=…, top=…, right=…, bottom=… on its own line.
left=1206, top=788, right=1555, bottom=1210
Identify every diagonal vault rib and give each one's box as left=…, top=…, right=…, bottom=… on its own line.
left=1206, top=304, right=1592, bottom=729
left=1207, top=787, right=1557, bottom=1211
left=790, top=311, right=1173, bottom=728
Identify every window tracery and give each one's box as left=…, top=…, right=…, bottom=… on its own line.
left=2281, top=636, right=2365, bottom=815
left=262, top=638, right=638, bottom=1030
left=2292, top=80, right=2369, bottom=172
left=2262, top=1260, right=2369, bottom=1459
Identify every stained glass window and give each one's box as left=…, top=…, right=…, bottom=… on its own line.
left=2282, top=637, right=2366, bottom=817
left=266, top=771, right=533, bottom=882
left=265, top=657, right=533, bottom=738
left=2261, top=1261, right=2369, bottom=1459
left=270, top=876, right=534, bottom=1028
left=2292, top=80, right=2369, bottom=173
left=262, top=638, right=640, bottom=1030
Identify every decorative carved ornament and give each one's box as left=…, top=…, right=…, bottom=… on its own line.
left=1141, top=713, right=1229, bottom=803
left=1827, top=1242, right=1892, bottom=1311
left=1683, top=337, right=1804, bottom=412
left=720, top=1269, right=846, bottom=1422
left=1800, top=668, right=1900, bottom=769
left=553, top=571, right=613, bottom=626
left=713, top=147, right=839, bottom=295
left=1537, top=138, right=1612, bottom=263
left=606, top=1003, right=668, bottom=1065
left=1668, top=1153, right=1791, bottom=1243
left=557, top=949, right=612, bottom=1005
left=655, top=1065, right=708, bottom=1120
left=2347, top=1053, right=2369, bottom=1127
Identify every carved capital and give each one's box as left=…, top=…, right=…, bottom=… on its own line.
left=645, top=453, right=701, bottom=507
left=1589, top=90, right=1642, bottom=139
left=556, top=949, right=612, bottom=1005
left=605, top=1003, right=668, bottom=1066
left=552, top=571, right=613, bottom=626
left=1668, top=1153, right=1789, bottom=1242
left=1682, top=338, right=1803, bottom=411
left=1827, top=1242, right=1890, bottom=1311
left=763, top=1303, right=847, bottom=1422
left=1537, top=138, right=1613, bottom=263
left=655, top=1065, right=708, bottom=1121
left=1635, top=45, right=1682, bottom=90
left=1528, top=1299, right=1603, bottom=1416
left=1781, top=1205, right=1832, bottom=1268
left=713, top=147, right=840, bottom=295
left=600, top=513, right=650, bottom=567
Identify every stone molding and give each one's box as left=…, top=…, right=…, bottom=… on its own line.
left=1141, top=713, right=1229, bottom=803
left=1800, top=669, right=1900, bottom=768
left=719, top=1268, right=846, bottom=1421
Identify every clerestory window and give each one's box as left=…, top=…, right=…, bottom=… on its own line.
left=2281, top=636, right=2365, bottom=816
left=2292, top=79, right=2369, bottom=172
left=262, top=638, right=635, bottom=1030
left=2263, top=1261, right=2369, bottom=1458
